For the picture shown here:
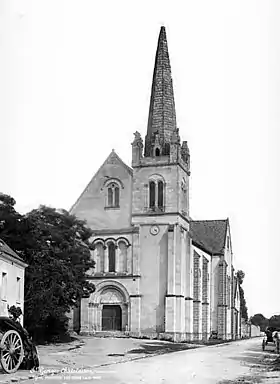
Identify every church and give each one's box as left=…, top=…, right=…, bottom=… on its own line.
left=70, top=26, right=241, bottom=341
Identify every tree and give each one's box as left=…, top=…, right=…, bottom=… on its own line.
left=236, top=269, right=248, bottom=321
left=269, top=315, right=280, bottom=330
left=250, top=313, right=269, bottom=331
left=23, top=206, right=96, bottom=341
left=0, top=194, right=95, bottom=342
left=0, top=193, right=28, bottom=254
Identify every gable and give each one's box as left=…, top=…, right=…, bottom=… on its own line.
left=70, top=150, right=133, bottom=230
left=189, top=219, right=228, bottom=255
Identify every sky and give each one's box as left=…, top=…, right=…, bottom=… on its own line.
left=1, top=0, right=280, bottom=319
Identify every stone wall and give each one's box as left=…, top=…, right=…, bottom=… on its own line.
left=202, top=257, right=209, bottom=340
left=250, top=324, right=261, bottom=337
left=193, top=251, right=201, bottom=339
left=217, top=260, right=227, bottom=339
left=70, top=151, right=132, bottom=230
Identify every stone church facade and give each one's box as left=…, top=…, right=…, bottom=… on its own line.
left=70, top=27, right=241, bottom=341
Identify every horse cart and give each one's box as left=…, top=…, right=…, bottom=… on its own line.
left=262, top=327, right=280, bottom=354
left=0, top=316, right=39, bottom=374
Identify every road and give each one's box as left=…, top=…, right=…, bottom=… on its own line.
left=22, top=337, right=280, bottom=384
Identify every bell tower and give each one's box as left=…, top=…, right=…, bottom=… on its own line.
left=130, top=26, right=193, bottom=338
left=131, top=26, right=191, bottom=221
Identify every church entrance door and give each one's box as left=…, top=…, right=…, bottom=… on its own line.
left=102, top=305, right=122, bottom=331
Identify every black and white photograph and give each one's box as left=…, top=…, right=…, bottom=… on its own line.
left=1, top=0, right=280, bottom=383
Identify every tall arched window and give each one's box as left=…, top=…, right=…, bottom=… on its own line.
left=107, top=183, right=120, bottom=208
left=149, top=181, right=156, bottom=209
left=163, top=143, right=170, bottom=156
left=115, top=186, right=119, bottom=206
left=108, top=188, right=113, bottom=206
left=148, top=177, right=165, bottom=211
left=158, top=180, right=164, bottom=209
left=108, top=243, right=116, bottom=272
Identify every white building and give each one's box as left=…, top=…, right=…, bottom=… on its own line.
left=0, top=238, right=27, bottom=324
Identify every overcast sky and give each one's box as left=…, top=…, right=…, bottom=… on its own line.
left=1, top=0, right=280, bottom=318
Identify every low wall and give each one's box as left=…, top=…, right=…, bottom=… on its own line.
left=250, top=324, right=261, bottom=337
left=241, top=320, right=261, bottom=338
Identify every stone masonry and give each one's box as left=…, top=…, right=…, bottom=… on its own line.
left=69, top=26, right=241, bottom=342
left=202, top=257, right=209, bottom=340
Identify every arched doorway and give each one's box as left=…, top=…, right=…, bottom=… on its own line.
left=100, top=288, right=126, bottom=331
left=102, top=305, right=122, bottom=331
left=87, top=281, right=130, bottom=333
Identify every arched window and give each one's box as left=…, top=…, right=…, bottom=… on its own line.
left=158, top=180, right=164, bottom=209
left=115, top=186, right=119, bottom=206
left=148, top=177, right=165, bottom=212
left=155, top=148, right=160, bottom=156
left=149, top=181, right=156, bottom=209
left=108, top=188, right=113, bottom=206
left=163, top=143, right=170, bottom=156
left=107, top=183, right=120, bottom=208
left=108, top=243, right=116, bottom=272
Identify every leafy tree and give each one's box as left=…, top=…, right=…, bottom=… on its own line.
left=0, top=193, right=28, bottom=253
left=269, top=315, right=280, bottom=330
left=250, top=313, right=269, bottom=331
left=0, top=194, right=95, bottom=342
left=236, top=270, right=248, bottom=321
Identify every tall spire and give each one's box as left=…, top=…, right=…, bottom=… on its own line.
left=144, top=26, right=178, bottom=157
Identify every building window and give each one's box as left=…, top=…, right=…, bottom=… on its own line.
left=158, top=180, right=164, bottom=209
left=1, top=272, right=7, bottom=300
left=163, top=143, right=170, bottom=156
left=149, top=178, right=165, bottom=211
left=16, top=277, right=21, bottom=303
left=108, top=243, right=116, bottom=272
left=107, top=183, right=120, bottom=208
left=149, top=181, right=156, bottom=209
left=108, top=187, right=113, bottom=206
left=115, top=186, right=119, bottom=206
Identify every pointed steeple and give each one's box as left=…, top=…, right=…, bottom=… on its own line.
left=144, top=26, right=178, bottom=157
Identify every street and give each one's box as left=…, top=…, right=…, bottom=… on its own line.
left=19, top=337, right=280, bottom=384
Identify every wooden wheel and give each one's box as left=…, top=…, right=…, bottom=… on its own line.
left=0, top=330, right=24, bottom=373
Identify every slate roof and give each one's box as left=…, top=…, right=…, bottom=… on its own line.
left=189, top=219, right=228, bottom=255
left=0, top=238, right=25, bottom=263
left=146, top=26, right=177, bottom=139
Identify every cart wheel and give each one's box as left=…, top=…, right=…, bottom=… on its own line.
left=262, top=340, right=265, bottom=351
left=0, top=330, right=24, bottom=373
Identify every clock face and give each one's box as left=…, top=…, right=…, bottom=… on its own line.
left=150, top=225, right=159, bottom=236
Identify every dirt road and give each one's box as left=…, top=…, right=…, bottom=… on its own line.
left=20, top=337, right=280, bottom=384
